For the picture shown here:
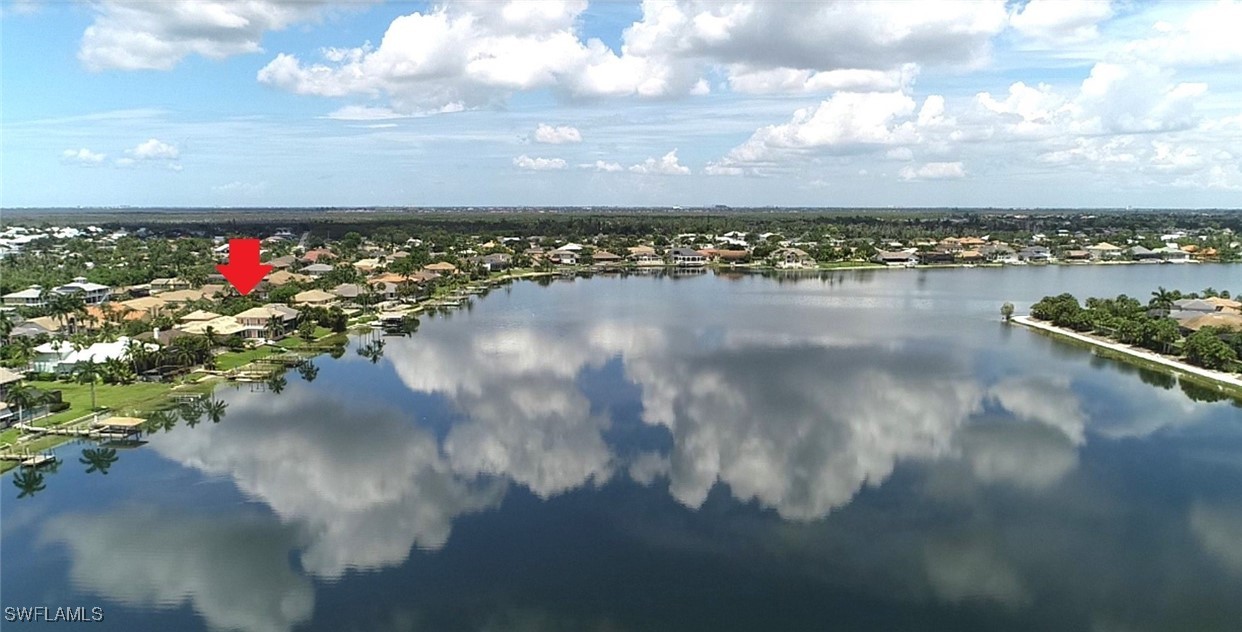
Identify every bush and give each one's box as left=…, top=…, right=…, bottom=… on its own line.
left=48, top=401, right=71, bottom=413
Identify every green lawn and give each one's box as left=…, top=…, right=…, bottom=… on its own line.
left=215, top=346, right=278, bottom=370
left=30, top=379, right=173, bottom=423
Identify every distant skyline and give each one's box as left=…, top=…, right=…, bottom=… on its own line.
left=2, top=0, right=1241, bottom=208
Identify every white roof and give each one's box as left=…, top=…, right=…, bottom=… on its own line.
left=3, top=287, right=43, bottom=299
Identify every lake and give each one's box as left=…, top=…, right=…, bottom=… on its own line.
left=3, top=265, right=1241, bottom=631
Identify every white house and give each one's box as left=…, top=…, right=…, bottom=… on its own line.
left=54, top=277, right=112, bottom=304
left=2, top=286, right=47, bottom=308
left=32, top=337, right=152, bottom=374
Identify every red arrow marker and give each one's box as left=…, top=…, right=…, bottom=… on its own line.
left=216, top=238, right=272, bottom=296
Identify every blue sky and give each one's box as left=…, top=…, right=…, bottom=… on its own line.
left=2, top=0, right=1241, bottom=208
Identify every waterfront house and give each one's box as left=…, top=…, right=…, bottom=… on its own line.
left=628, top=245, right=663, bottom=266
left=873, top=250, right=917, bottom=266
left=956, top=250, right=985, bottom=263
left=917, top=250, right=956, bottom=265
left=235, top=304, right=300, bottom=341
left=1155, top=246, right=1191, bottom=262
left=592, top=250, right=623, bottom=266
left=481, top=253, right=512, bottom=271
left=671, top=248, right=707, bottom=267
left=177, top=315, right=247, bottom=337
left=1129, top=246, right=1162, bottom=261
left=32, top=341, right=73, bottom=373
left=548, top=250, right=578, bottom=265
left=1204, top=297, right=1242, bottom=313
left=0, top=366, right=22, bottom=404
left=1063, top=249, right=1091, bottom=261
left=771, top=247, right=814, bottom=269
left=2, top=286, right=47, bottom=308
left=1017, top=246, right=1051, bottom=262
left=1087, top=242, right=1123, bottom=260
left=1179, top=312, right=1242, bottom=333
left=1173, top=298, right=1219, bottom=313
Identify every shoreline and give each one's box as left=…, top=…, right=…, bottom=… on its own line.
left=1011, top=315, right=1242, bottom=398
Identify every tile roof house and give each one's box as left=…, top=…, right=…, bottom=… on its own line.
left=234, top=304, right=300, bottom=340
left=293, top=289, right=337, bottom=306
left=302, top=263, right=335, bottom=276
left=424, top=261, right=459, bottom=273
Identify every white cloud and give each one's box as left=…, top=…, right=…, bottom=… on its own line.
left=257, top=0, right=1010, bottom=112
left=149, top=388, right=505, bottom=578
left=580, top=160, right=624, bottom=172
left=1125, top=1, right=1242, bottom=67
left=513, top=154, right=568, bottom=171
left=886, top=147, right=914, bottom=161
left=61, top=147, right=107, bottom=166
left=533, top=123, right=582, bottom=144
left=708, top=91, right=921, bottom=174
left=900, top=161, right=967, bottom=180
left=1009, top=0, right=1113, bottom=45
left=726, top=64, right=917, bottom=94
left=629, top=150, right=691, bottom=175
left=78, top=0, right=357, bottom=71
left=129, top=137, right=179, bottom=160
left=43, top=507, right=314, bottom=632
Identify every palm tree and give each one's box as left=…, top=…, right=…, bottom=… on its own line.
left=203, top=398, right=228, bottom=424
left=203, top=325, right=220, bottom=349
left=13, top=468, right=46, bottom=498
left=0, top=311, right=12, bottom=342
left=296, top=360, right=319, bottom=383
left=79, top=447, right=119, bottom=475
left=74, top=359, right=101, bottom=411
left=6, top=385, right=46, bottom=422
left=1150, top=287, right=1175, bottom=311
left=266, top=315, right=284, bottom=341
left=266, top=372, right=287, bottom=394
left=143, top=409, right=177, bottom=434
left=179, top=400, right=204, bottom=428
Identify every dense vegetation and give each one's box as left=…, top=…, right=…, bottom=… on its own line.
left=1029, top=287, right=1241, bottom=372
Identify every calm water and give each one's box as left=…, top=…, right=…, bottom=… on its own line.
left=3, top=266, right=1242, bottom=631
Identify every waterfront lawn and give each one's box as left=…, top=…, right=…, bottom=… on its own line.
left=215, top=347, right=277, bottom=370
left=31, top=379, right=173, bottom=424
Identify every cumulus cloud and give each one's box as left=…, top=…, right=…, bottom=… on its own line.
left=255, top=0, right=1010, bottom=112
left=513, top=154, right=568, bottom=171
left=129, top=137, right=179, bottom=160
left=78, top=0, right=355, bottom=71
left=707, top=91, right=922, bottom=174
left=899, top=161, right=966, bottom=180
left=61, top=147, right=107, bottom=166
left=148, top=388, right=505, bottom=578
left=629, top=149, right=690, bottom=175
left=1124, top=0, right=1242, bottom=67
left=533, top=123, right=581, bottom=144
left=1009, top=0, right=1113, bottom=45
left=580, top=160, right=624, bottom=172
left=42, top=507, right=314, bottom=632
